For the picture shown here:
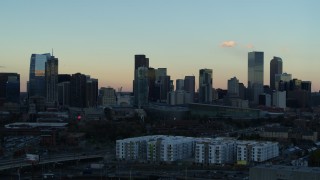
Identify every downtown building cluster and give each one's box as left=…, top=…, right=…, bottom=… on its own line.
left=27, top=53, right=99, bottom=113
left=0, top=51, right=316, bottom=116
left=116, top=135, right=279, bottom=165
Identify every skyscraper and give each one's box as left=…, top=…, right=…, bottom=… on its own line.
left=70, top=73, right=87, bottom=108
left=184, top=76, right=195, bottom=102
left=199, top=69, right=213, bottom=103
left=133, top=55, right=149, bottom=106
left=159, top=75, right=171, bottom=102
left=135, top=67, right=149, bottom=107
left=147, top=68, right=157, bottom=102
left=270, top=56, right=283, bottom=90
left=275, top=73, right=292, bottom=91
left=227, top=77, right=239, bottom=97
left=248, top=51, right=264, bottom=104
left=28, top=53, right=51, bottom=98
left=0, top=73, right=20, bottom=106
left=86, top=78, right=98, bottom=107
left=45, top=55, right=58, bottom=103
left=176, top=79, right=184, bottom=91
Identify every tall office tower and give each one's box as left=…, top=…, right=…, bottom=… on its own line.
left=248, top=51, right=264, bottom=104
left=176, top=79, right=184, bottom=91
left=227, top=77, right=239, bottom=97
left=238, top=83, right=246, bottom=100
left=275, top=73, right=292, bottom=91
left=86, top=78, right=98, bottom=107
left=147, top=68, right=157, bottom=102
left=57, top=81, right=70, bottom=106
left=184, top=76, right=195, bottom=102
left=199, top=69, right=213, bottom=103
left=57, top=74, right=71, bottom=107
left=154, top=68, right=168, bottom=102
left=134, top=55, right=149, bottom=70
left=301, top=81, right=312, bottom=93
left=133, top=55, right=149, bottom=106
left=28, top=53, right=51, bottom=98
left=135, top=67, right=149, bottom=107
left=45, top=55, right=58, bottom=103
left=155, top=68, right=167, bottom=81
left=0, top=73, right=20, bottom=106
left=70, top=73, right=87, bottom=108
left=159, top=75, right=171, bottom=102
left=270, top=57, right=283, bottom=90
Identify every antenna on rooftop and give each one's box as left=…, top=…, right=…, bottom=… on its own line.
left=52, top=48, right=54, bottom=56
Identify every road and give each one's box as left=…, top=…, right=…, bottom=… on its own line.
left=0, top=151, right=108, bottom=171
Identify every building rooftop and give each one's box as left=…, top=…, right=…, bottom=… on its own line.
left=5, top=122, right=68, bottom=129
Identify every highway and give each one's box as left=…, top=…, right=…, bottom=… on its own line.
left=0, top=152, right=105, bottom=171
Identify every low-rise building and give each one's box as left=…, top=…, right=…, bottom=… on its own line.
left=195, top=137, right=236, bottom=165
left=250, top=164, right=320, bottom=180
left=237, top=141, right=279, bottom=164
left=116, top=135, right=194, bottom=162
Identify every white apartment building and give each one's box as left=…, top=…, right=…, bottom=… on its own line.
left=116, top=136, right=149, bottom=161
left=195, top=137, right=236, bottom=165
left=237, top=140, right=279, bottom=164
left=117, top=135, right=194, bottom=162
left=251, top=142, right=279, bottom=162
left=117, top=136, right=279, bottom=165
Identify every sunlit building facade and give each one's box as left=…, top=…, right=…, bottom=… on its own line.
left=28, top=53, right=51, bottom=98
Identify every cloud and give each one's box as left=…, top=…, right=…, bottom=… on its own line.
left=246, top=44, right=254, bottom=49
left=0, top=66, right=5, bottom=68
left=221, top=41, right=237, bottom=48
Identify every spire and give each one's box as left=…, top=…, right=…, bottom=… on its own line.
left=52, top=48, right=54, bottom=56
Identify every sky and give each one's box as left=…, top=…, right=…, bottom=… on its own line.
left=0, top=0, right=319, bottom=92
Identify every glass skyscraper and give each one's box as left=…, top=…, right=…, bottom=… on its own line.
left=199, top=69, right=213, bottom=103
left=133, top=55, right=149, bottom=107
left=184, top=76, right=195, bottom=102
left=45, top=55, right=58, bottom=103
left=248, top=51, right=264, bottom=104
left=270, top=56, right=283, bottom=90
left=28, top=53, right=51, bottom=98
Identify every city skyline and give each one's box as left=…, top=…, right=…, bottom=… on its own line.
left=0, top=1, right=319, bottom=92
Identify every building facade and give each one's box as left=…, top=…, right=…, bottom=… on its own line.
left=176, top=79, right=184, bottom=91
left=248, top=52, right=264, bottom=104
left=70, top=73, right=87, bottom=108
left=45, top=55, right=58, bottom=104
left=116, top=135, right=194, bottom=162
left=273, top=91, right=286, bottom=109
left=135, top=67, right=149, bottom=107
left=0, top=73, right=20, bottom=106
left=275, top=73, right=292, bottom=91
left=236, top=140, right=279, bottom=165
left=199, top=69, right=213, bottom=104
left=99, top=87, right=117, bottom=106
left=270, top=56, right=283, bottom=90
left=29, top=53, right=51, bottom=98
left=228, top=77, right=240, bottom=97
left=133, top=55, right=149, bottom=106
left=184, top=76, right=195, bottom=102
